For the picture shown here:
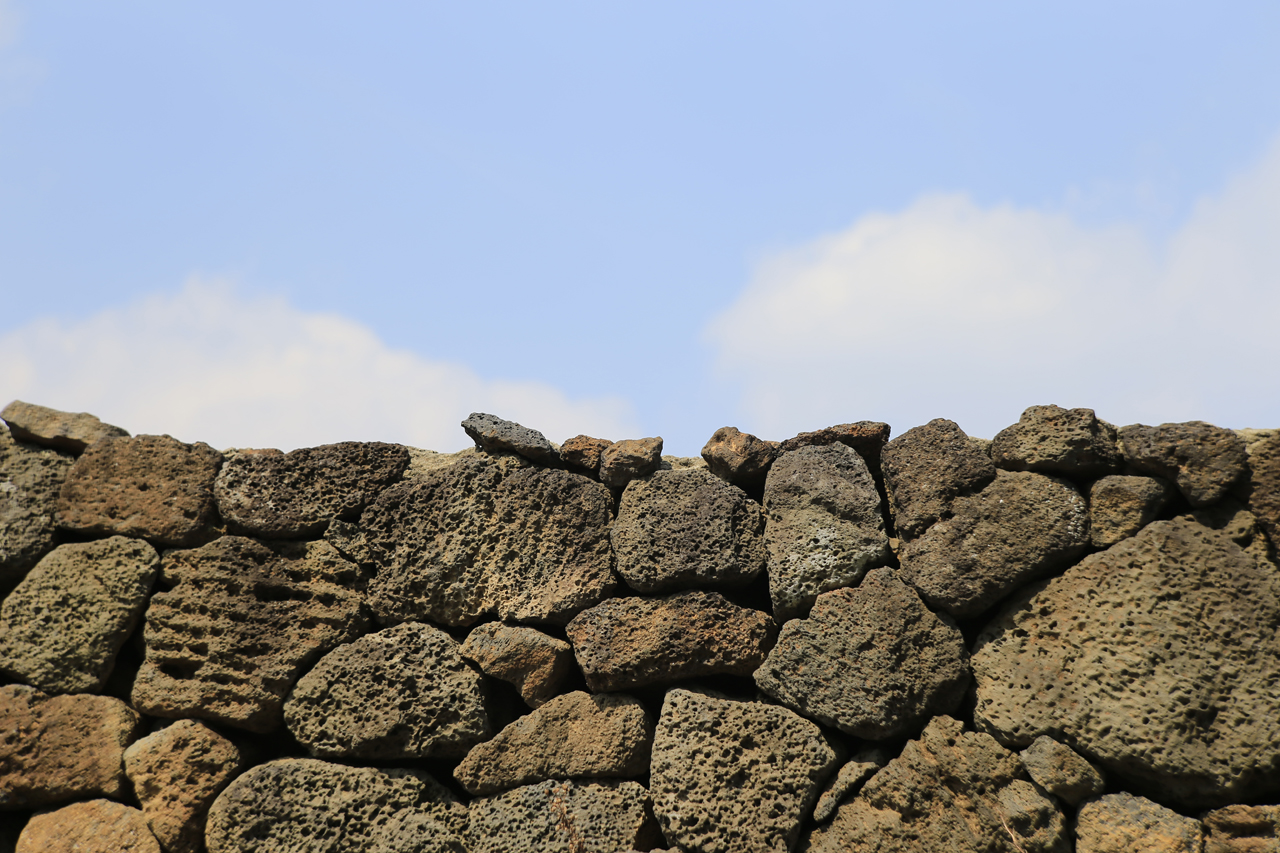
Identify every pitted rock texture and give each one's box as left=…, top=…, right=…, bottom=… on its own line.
left=1184, top=500, right=1275, bottom=565
left=205, top=759, right=468, bottom=853
left=468, top=779, right=661, bottom=853
left=566, top=590, right=775, bottom=692
left=1, top=400, right=129, bottom=454
left=973, top=518, right=1280, bottom=807
left=755, top=569, right=969, bottom=740
left=599, top=436, right=664, bottom=488
left=214, top=442, right=409, bottom=538
left=776, top=421, right=891, bottom=478
left=454, top=691, right=652, bottom=795
left=898, top=469, right=1089, bottom=618
left=1203, top=804, right=1280, bottom=853
left=651, top=688, right=839, bottom=853
left=611, top=468, right=766, bottom=593
left=0, top=426, right=74, bottom=582
left=1019, top=736, right=1105, bottom=807
left=1119, top=421, right=1248, bottom=507
left=763, top=443, right=890, bottom=619
left=56, top=434, right=224, bottom=547
left=560, top=435, right=614, bottom=474
left=701, top=426, right=778, bottom=488
left=0, top=685, right=141, bottom=809
left=0, top=536, right=159, bottom=693
left=1074, top=793, right=1203, bottom=853
left=15, top=799, right=161, bottom=853
left=284, top=621, right=491, bottom=760
left=460, top=622, right=574, bottom=707
left=1089, top=474, right=1174, bottom=548
left=132, top=536, right=368, bottom=733
left=812, top=749, right=886, bottom=823
left=804, top=716, right=1068, bottom=853
left=124, top=719, right=245, bottom=853
left=991, top=405, right=1121, bottom=477
left=462, top=412, right=559, bottom=464
left=1243, top=433, right=1280, bottom=553
left=881, top=418, right=995, bottom=539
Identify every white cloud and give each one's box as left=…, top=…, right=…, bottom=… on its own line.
left=0, top=280, right=641, bottom=451
left=706, top=135, right=1280, bottom=440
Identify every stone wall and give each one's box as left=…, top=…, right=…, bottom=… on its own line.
left=1, top=399, right=1279, bottom=853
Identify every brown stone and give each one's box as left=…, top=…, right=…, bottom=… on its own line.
left=776, top=421, right=891, bottom=478
left=1, top=400, right=129, bottom=454
left=1074, top=793, right=1203, bottom=853
left=1089, top=474, right=1174, bottom=547
left=16, top=800, right=161, bottom=853
left=462, top=412, right=559, bottom=465
left=812, top=749, right=887, bottom=823
left=559, top=435, right=614, bottom=475
left=598, top=437, right=663, bottom=489
left=1204, top=804, right=1280, bottom=853
left=0, top=426, right=74, bottom=583
left=1019, top=736, right=1105, bottom=806
left=700, top=426, right=778, bottom=488
left=1120, top=421, right=1248, bottom=507
left=468, top=779, right=661, bottom=853
left=460, top=623, right=574, bottom=708
left=880, top=418, right=996, bottom=539
left=1242, top=433, right=1280, bottom=555
left=991, top=405, right=1122, bottom=477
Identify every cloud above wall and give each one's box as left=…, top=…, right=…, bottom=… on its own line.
left=0, top=279, right=640, bottom=451
left=705, top=135, right=1280, bottom=440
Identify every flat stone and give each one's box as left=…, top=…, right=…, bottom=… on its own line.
left=16, top=800, right=160, bottom=853
left=651, top=688, right=839, bottom=853
left=881, top=418, right=996, bottom=539
left=1, top=400, right=129, bottom=454
left=1119, top=421, right=1248, bottom=507
left=991, top=405, right=1122, bottom=477
left=462, top=412, right=559, bottom=465
left=1019, top=736, right=1104, bottom=806
left=598, top=437, right=663, bottom=488
left=0, top=685, right=141, bottom=809
left=124, top=719, right=245, bottom=853
left=755, top=569, right=970, bottom=740
left=468, top=779, right=660, bottom=853
left=804, top=716, right=1068, bottom=853
left=56, top=434, right=224, bottom=548
left=284, top=621, right=491, bottom=760
left=454, top=691, right=652, bottom=796
left=1203, top=804, right=1280, bottom=853
left=776, top=421, right=891, bottom=478
left=460, top=623, right=574, bottom=707
left=611, top=468, right=766, bottom=593
left=763, top=443, right=890, bottom=619
left=566, top=590, right=775, bottom=692
left=559, top=435, right=613, bottom=474
left=973, top=518, right=1280, bottom=808
left=1074, top=793, right=1203, bottom=853
left=131, top=536, right=368, bottom=733
left=1089, top=475, right=1174, bottom=548
left=0, top=536, right=159, bottom=693
left=214, top=442, right=409, bottom=538
left=898, top=470, right=1089, bottom=618
left=700, top=426, right=778, bottom=488
left=1242, top=433, right=1280, bottom=555
left=812, top=749, right=887, bottom=822
left=0, top=426, right=74, bottom=583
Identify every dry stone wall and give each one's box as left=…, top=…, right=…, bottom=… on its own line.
left=2, top=399, right=1280, bottom=852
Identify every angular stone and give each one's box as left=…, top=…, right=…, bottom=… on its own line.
left=881, top=418, right=996, bottom=539
left=1, top=400, right=129, bottom=454
left=611, top=468, right=765, bottom=593
left=1019, top=736, right=1104, bottom=806
left=284, top=621, right=490, bottom=760
left=460, top=623, right=574, bottom=707
left=16, top=800, right=161, bottom=853
left=763, top=443, right=890, bottom=619
left=0, top=536, right=158, bottom=694
left=559, top=435, right=614, bottom=474
left=56, top=434, right=223, bottom=548
left=1089, top=474, right=1174, bottom=548
left=214, top=442, right=409, bottom=538
left=1242, top=433, right=1280, bottom=554
left=1074, top=793, right=1203, bottom=853
left=598, top=436, right=663, bottom=488
left=1120, top=421, right=1248, bottom=507
left=898, top=470, right=1089, bottom=618
left=468, top=779, right=660, bottom=853
left=755, top=569, right=970, bottom=740
left=462, top=412, right=558, bottom=465
left=0, top=685, right=141, bottom=809
left=700, top=426, right=778, bottom=488
left=991, top=405, right=1122, bottom=477
left=124, top=719, right=244, bottom=853
left=1203, top=804, right=1280, bottom=853
left=205, top=759, right=468, bottom=853
left=454, top=692, right=652, bottom=796
left=652, top=689, right=839, bottom=853
left=973, top=518, right=1280, bottom=808
left=0, top=426, right=74, bottom=583
left=776, top=421, right=891, bottom=478
left=804, top=716, right=1068, bottom=853
left=566, top=590, right=774, bottom=692
left=131, top=536, right=368, bottom=733
left=812, top=749, right=886, bottom=823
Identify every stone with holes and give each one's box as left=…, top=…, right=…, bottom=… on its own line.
left=16, top=800, right=161, bottom=853
left=1074, top=793, right=1203, bottom=853
left=812, top=749, right=887, bottom=823
left=468, top=779, right=661, bottom=853
left=700, top=426, right=778, bottom=488
left=881, top=419, right=995, bottom=539
left=460, top=622, right=574, bottom=707
left=1, top=400, right=129, bottom=455
left=560, top=435, right=614, bottom=475
left=1119, top=421, right=1248, bottom=507
left=1242, top=432, right=1280, bottom=555
left=776, top=421, right=891, bottom=479
left=991, top=405, right=1122, bottom=478
left=1089, top=475, right=1174, bottom=548
left=462, top=413, right=559, bottom=465
left=0, top=425, right=75, bottom=583
left=599, top=437, right=664, bottom=489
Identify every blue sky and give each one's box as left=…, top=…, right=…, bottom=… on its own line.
left=2, top=2, right=1279, bottom=454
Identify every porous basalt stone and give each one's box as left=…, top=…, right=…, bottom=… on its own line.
left=0, top=426, right=74, bottom=583
left=973, top=518, right=1280, bottom=808
left=462, top=412, right=559, bottom=465
left=284, top=621, right=491, bottom=760
left=880, top=418, right=995, bottom=539
left=560, top=435, right=614, bottom=474
left=755, top=569, right=970, bottom=740
left=56, top=434, right=224, bottom=548
left=812, top=749, right=887, bottom=823
left=598, top=437, right=664, bottom=488
left=1089, top=474, right=1174, bottom=548
left=460, top=622, right=574, bottom=707
left=611, top=468, right=766, bottom=593
left=131, top=536, right=368, bottom=733
left=1203, top=804, right=1280, bottom=853
left=467, top=779, right=660, bottom=853
left=16, top=800, right=161, bottom=853
left=776, top=421, right=891, bottom=478
left=566, top=590, right=775, bottom=692
left=1242, top=432, right=1280, bottom=554
left=700, top=426, right=778, bottom=488
left=0, top=536, right=159, bottom=693
left=1119, top=421, right=1248, bottom=507
left=1, top=400, right=129, bottom=454
left=991, top=405, right=1121, bottom=477
left=1074, top=793, right=1203, bottom=853
left=1019, top=736, right=1105, bottom=806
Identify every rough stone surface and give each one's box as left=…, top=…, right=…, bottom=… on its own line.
left=468, top=779, right=660, bottom=853
left=1203, top=804, right=1280, bottom=853
left=1242, top=432, right=1280, bottom=554
left=700, top=426, right=778, bottom=488
left=124, top=719, right=245, bottom=853
left=0, top=426, right=74, bottom=583
left=284, top=621, right=491, bottom=760
left=16, top=800, right=161, bottom=853
left=454, top=691, right=652, bottom=796
left=755, top=569, right=970, bottom=740
left=1, top=400, right=129, bottom=454
left=1074, top=793, right=1203, bottom=853
left=804, top=716, right=1068, bottom=853
left=598, top=437, right=664, bottom=489
left=611, top=468, right=766, bottom=593
left=132, top=536, right=368, bottom=733
left=898, top=470, right=1089, bottom=618
left=812, top=749, right=886, bottom=823
left=1089, top=474, right=1174, bottom=548
left=1020, top=736, right=1105, bottom=806
left=460, top=622, right=574, bottom=707
left=214, top=442, right=409, bottom=538
left=651, top=688, right=839, bottom=853
left=973, top=518, right=1280, bottom=808
left=0, top=537, right=159, bottom=693
left=0, top=685, right=141, bottom=809
left=205, top=759, right=468, bottom=853
left=880, top=418, right=996, bottom=539
left=776, top=421, right=891, bottom=478
left=567, top=591, right=775, bottom=692
left=1183, top=500, right=1275, bottom=566
left=462, top=412, right=559, bottom=464
left=1120, top=421, right=1248, bottom=507
left=763, top=443, right=890, bottom=619
left=560, top=435, right=614, bottom=474
left=991, top=405, right=1122, bottom=477
left=56, top=434, right=224, bottom=548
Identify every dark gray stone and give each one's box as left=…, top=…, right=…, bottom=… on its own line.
left=881, top=419, right=996, bottom=539
left=0, top=425, right=74, bottom=583
left=1119, top=421, right=1248, bottom=507
left=991, top=405, right=1122, bottom=477
left=462, top=413, right=558, bottom=464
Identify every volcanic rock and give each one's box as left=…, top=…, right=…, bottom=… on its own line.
left=812, top=749, right=887, bottom=822
left=991, top=405, right=1122, bottom=478
left=1119, top=421, right=1248, bottom=507
left=1, top=400, right=129, bottom=454
left=15, top=800, right=161, bottom=853
left=468, top=779, right=660, bottom=853
left=598, top=437, right=664, bottom=488
left=700, top=426, right=778, bottom=488
left=880, top=418, right=995, bottom=539
left=1019, top=736, right=1105, bottom=806
left=560, top=435, right=614, bottom=474
left=1242, top=432, right=1280, bottom=554
left=460, top=622, right=574, bottom=707
left=776, top=421, right=891, bottom=477
left=1074, top=793, right=1203, bottom=853
left=0, top=426, right=74, bottom=583
left=462, top=412, right=559, bottom=464
left=1089, top=475, right=1174, bottom=548
left=1203, top=804, right=1280, bottom=853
